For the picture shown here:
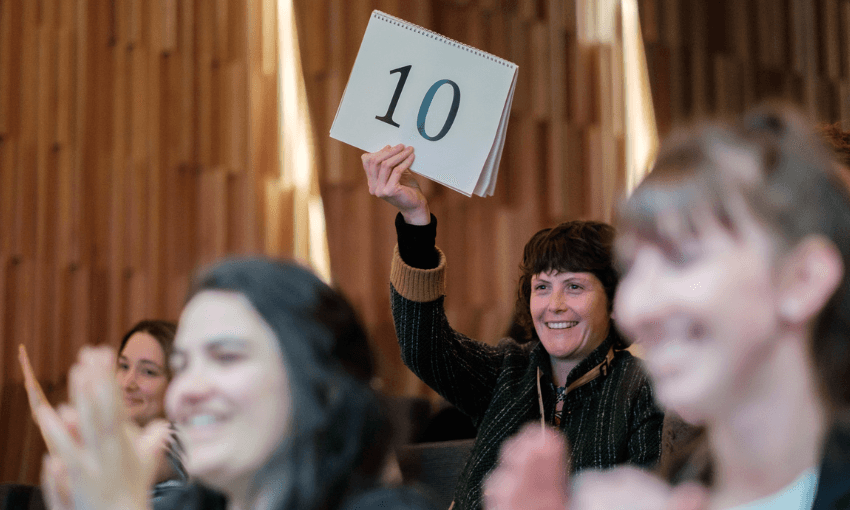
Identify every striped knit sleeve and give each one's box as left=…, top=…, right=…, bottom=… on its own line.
left=390, top=245, right=506, bottom=421
left=151, top=428, right=189, bottom=502
left=625, top=362, right=664, bottom=469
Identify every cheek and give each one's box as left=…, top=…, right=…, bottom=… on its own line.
left=529, top=296, right=546, bottom=319
left=155, top=379, right=169, bottom=401
left=164, top=381, right=182, bottom=418
left=645, top=335, right=731, bottom=413
left=142, top=379, right=168, bottom=413
left=612, top=278, right=642, bottom=334
left=588, top=295, right=610, bottom=322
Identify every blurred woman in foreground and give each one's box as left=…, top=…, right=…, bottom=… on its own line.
left=36, top=258, right=432, bottom=510
left=485, top=105, right=850, bottom=509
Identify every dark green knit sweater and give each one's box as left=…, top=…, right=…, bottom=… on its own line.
left=389, top=245, right=663, bottom=510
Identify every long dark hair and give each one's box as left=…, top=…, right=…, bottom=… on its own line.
left=187, top=257, right=388, bottom=510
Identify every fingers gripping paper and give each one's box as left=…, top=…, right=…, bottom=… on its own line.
left=330, top=11, right=518, bottom=197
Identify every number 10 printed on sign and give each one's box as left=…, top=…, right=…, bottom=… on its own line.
left=330, top=11, right=518, bottom=197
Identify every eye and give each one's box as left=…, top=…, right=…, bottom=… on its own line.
left=533, top=282, right=548, bottom=291
left=659, top=238, right=702, bottom=268
left=142, top=368, right=161, bottom=377
left=116, top=362, right=129, bottom=372
left=568, top=284, right=582, bottom=290
left=212, top=351, right=244, bottom=364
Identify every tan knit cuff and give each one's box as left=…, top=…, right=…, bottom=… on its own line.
left=390, top=244, right=446, bottom=302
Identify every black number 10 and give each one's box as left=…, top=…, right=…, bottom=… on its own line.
left=375, top=65, right=461, bottom=142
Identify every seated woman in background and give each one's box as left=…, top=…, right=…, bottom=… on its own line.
left=35, top=258, right=435, bottom=510
left=484, top=105, right=850, bottom=510
left=116, top=320, right=188, bottom=499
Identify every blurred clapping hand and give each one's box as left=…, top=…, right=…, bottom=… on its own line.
left=484, top=424, right=709, bottom=510
left=20, top=344, right=171, bottom=510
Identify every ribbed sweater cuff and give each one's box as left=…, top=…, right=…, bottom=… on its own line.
left=390, top=244, right=446, bottom=302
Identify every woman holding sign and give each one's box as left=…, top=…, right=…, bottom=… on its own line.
left=361, top=145, right=664, bottom=510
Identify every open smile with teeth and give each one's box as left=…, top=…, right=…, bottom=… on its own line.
left=186, top=414, right=221, bottom=427
left=547, top=321, right=578, bottom=329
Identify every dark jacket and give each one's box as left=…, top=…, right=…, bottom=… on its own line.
left=152, top=483, right=438, bottom=510
left=809, top=422, right=850, bottom=510
left=390, top=246, right=663, bottom=510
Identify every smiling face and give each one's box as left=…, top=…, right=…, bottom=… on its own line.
left=165, top=290, right=292, bottom=492
left=530, top=271, right=611, bottom=361
left=117, top=332, right=169, bottom=426
left=614, top=211, right=783, bottom=423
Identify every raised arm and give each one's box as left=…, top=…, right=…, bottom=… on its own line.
left=19, top=344, right=60, bottom=454
left=363, top=145, right=507, bottom=418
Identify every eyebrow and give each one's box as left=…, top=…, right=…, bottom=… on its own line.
left=205, top=337, right=250, bottom=349
left=171, top=337, right=251, bottom=356
left=532, top=274, right=592, bottom=284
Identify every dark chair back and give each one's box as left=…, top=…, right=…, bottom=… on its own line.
left=0, top=484, right=46, bottom=510
left=397, top=439, right=475, bottom=509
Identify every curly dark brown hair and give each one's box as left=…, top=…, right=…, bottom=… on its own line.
left=513, top=221, right=618, bottom=343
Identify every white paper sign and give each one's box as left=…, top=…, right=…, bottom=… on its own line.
left=330, top=11, right=518, bottom=197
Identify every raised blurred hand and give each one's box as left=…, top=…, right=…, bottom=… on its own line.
left=484, top=422, right=709, bottom=510
left=572, top=468, right=709, bottom=510
left=484, top=424, right=569, bottom=510
left=35, top=346, right=170, bottom=510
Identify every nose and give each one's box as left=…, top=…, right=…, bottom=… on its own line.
left=548, top=288, right=568, bottom=313
left=167, top=361, right=214, bottom=409
left=120, top=368, right=138, bottom=390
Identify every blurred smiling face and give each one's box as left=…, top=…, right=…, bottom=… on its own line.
left=614, top=208, right=783, bottom=423
left=165, top=290, right=292, bottom=491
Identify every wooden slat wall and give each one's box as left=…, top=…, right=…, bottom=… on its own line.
left=295, top=0, right=625, bottom=398
left=641, top=0, right=850, bottom=134
left=0, top=0, right=274, bottom=483
left=299, top=0, right=850, bottom=404
left=2, top=0, right=848, bottom=485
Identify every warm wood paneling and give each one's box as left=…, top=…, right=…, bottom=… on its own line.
left=0, top=0, right=275, bottom=483
left=2, top=0, right=848, bottom=485
left=644, top=0, right=850, bottom=132
left=297, top=0, right=850, bottom=425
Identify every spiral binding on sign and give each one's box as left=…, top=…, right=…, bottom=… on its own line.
left=372, top=10, right=516, bottom=69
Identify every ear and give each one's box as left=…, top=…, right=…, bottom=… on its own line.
left=776, top=235, right=844, bottom=326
